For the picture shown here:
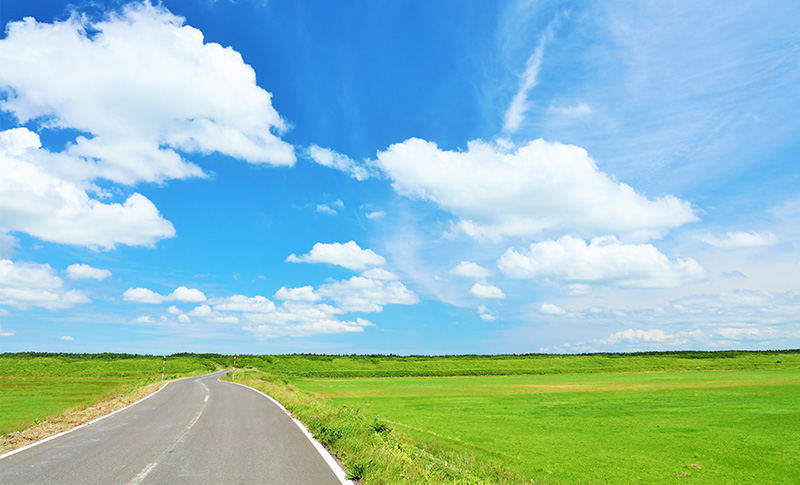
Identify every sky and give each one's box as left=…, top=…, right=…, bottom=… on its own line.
left=1, top=0, right=798, bottom=355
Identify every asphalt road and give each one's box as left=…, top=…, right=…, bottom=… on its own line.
left=0, top=371, right=344, bottom=484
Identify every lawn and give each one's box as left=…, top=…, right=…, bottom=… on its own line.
left=295, top=369, right=800, bottom=484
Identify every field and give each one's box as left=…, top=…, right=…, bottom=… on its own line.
left=3, top=351, right=799, bottom=483
left=0, top=353, right=229, bottom=436
left=295, top=369, right=800, bottom=483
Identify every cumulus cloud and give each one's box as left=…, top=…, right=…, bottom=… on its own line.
left=0, top=2, right=294, bottom=184
left=123, top=286, right=206, bottom=304
left=498, top=235, right=707, bottom=288
left=361, top=268, right=399, bottom=280
left=375, top=138, right=697, bottom=241
left=0, top=2, right=295, bottom=249
left=469, top=283, right=506, bottom=299
left=0, top=324, right=16, bottom=337
left=66, top=263, right=112, bottom=280
left=316, top=276, right=419, bottom=313
left=539, top=303, right=567, bottom=315
left=60, top=335, right=74, bottom=341
left=0, top=128, right=176, bottom=249
left=274, top=286, right=320, bottom=302
left=699, top=231, right=777, bottom=248
left=212, top=295, right=277, bottom=313
left=477, top=305, right=499, bottom=321
left=287, top=241, right=386, bottom=271
left=307, top=145, right=375, bottom=181
left=598, top=328, right=670, bottom=345
left=449, top=261, right=493, bottom=279
left=0, top=259, right=90, bottom=309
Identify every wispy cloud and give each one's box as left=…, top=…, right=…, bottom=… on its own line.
left=502, top=14, right=562, bottom=134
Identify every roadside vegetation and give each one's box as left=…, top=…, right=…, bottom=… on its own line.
left=2, top=350, right=798, bottom=482
left=0, top=353, right=228, bottom=451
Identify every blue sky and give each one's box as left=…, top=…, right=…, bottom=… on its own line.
left=1, top=0, right=798, bottom=355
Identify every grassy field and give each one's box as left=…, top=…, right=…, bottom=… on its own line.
left=3, top=351, right=799, bottom=482
left=295, top=369, right=800, bottom=484
left=236, top=350, right=800, bottom=377
left=0, top=353, right=230, bottom=436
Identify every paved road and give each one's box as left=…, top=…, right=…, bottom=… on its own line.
left=0, top=371, right=343, bottom=484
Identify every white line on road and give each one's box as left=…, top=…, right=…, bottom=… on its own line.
left=128, top=462, right=158, bottom=485
left=222, top=379, right=354, bottom=485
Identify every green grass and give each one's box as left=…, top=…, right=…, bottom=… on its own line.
left=295, top=369, right=800, bottom=484
left=0, top=353, right=230, bottom=436
left=0, top=377, right=147, bottom=435
left=234, top=350, right=800, bottom=378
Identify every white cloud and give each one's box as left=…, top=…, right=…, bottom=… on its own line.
left=598, top=328, right=670, bottom=345
left=66, top=263, right=112, bottom=280
left=0, top=2, right=294, bottom=186
left=171, top=286, right=206, bottom=302
left=477, top=305, right=499, bottom=322
left=316, top=204, right=338, bottom=215
left=60, top=335, right=74, bottom=341
left=450, top=261, right=493, bottom=279
left=547, top=102, right=593, bottom=117
left=699, top=231, right=777, bottom=248
left=0, top=259, right=90, bottom=309
left=167, top=305, right=183, bottom=315
left=375, top=138, right=697, bottom=241
left=539, top=303, right=567, bottom=315
left=286, top=241, right=386, bottom=271
left=0, top=231, right=17, bottom=258
left=503, top=26, right=551, bottom=134
left=316, top=276, right=419, bottom=313
left=366, top=211, right=386, bottom=219
left=274, top=286, right=321, bottom=302
left=361, top=268, right=399, bottom=280
left=133, top=316, right=154, bottom=323
left=123, top=285, right=206, bottom=304
left=1, top=128, right=176, bottom=249
left=211, top=295, right=277, bottom=313
left=469, top=283, right=506, bottom=299
left=307, top=145, right=375, bottom=181
left=0, top=324, right=15, bottom=337
left=498, top=235, right=707, bottom=288
left=177, top=314, right=190, bottom=323
left=714, top=327, right=770, bottom=340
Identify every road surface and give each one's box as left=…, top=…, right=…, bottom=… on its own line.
left=0, top=371, right=344, bottom=484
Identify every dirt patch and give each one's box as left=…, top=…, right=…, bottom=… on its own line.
left=0, top=381, right=164, bottom=455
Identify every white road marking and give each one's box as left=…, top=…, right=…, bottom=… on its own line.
left=125, top=377, right=213, bottom=483
left=128, top=462, right=158, bottom=485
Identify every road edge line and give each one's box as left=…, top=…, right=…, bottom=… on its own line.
left=0, top=380, right=172, bottom=460
left=222, top=379, right=354, bottom=485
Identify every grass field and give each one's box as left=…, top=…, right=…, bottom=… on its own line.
left=0, top=353, right=230, bottom=436
left=295, top=369, right=800, bottom=483
left=236, top=350, right=800, bottom=378
left=3, top=351, right=799, bottom=482
left=0, top=377, right=147, bottom=435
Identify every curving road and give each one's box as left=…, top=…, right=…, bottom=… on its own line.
left=0, top=371, right=345, bottom=484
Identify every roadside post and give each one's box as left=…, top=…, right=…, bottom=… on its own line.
left=233, top=355, right=236, bottom=381
left=161, top=356, right=166, bottom=382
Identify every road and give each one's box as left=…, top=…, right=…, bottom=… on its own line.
left=0, top=371, right=344, bottom=484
